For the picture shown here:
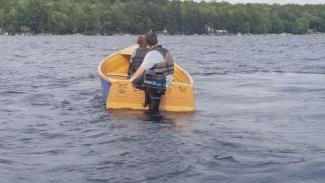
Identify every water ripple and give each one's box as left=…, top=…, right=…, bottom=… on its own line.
left=1, top=35, right=325, bottom=183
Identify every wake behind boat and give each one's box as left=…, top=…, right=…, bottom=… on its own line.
left=98, top=46, right=195, bottom=112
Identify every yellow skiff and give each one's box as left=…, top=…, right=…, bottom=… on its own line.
left=98, top=46, right=195, bottom=112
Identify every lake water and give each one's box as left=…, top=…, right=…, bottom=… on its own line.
left=1, top=35, right=325, bottom=183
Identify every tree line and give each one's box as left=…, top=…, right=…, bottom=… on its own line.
left=1, top=0, right=325, bottom=35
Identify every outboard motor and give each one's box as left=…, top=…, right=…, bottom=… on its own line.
left=144, top=70, right=166, bottom=113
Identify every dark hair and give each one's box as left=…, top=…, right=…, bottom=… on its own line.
left=144, top=32, right=158, bottom=46
left=137, top=35, right=147, bottom=49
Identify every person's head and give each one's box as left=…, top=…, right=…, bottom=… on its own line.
left=137, top=35, right=147, bottom=49
left=144, top=31, right=158, bottom=47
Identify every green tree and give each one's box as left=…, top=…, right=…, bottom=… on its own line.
left=293, top=17, right=309, bottom=34
left=1, top=0, right=325, bottom=35
left=6, top=9, right=19, bottom=33
left=110, top=3, right=129, bottom=33
left=271, top=13, right=285, bottom=33
left=164, top=1, right=182, bottom=34
left=181, top=2, right=206, bottom=34
left=0, top=9, right=4, bottom=32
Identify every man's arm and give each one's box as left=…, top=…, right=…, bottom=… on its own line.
left=129, top=67, right=145, bottom=83
left=129, top=50, right=159, bottom=83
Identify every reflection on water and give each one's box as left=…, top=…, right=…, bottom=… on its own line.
left=108, top=109, right=195, bottom=129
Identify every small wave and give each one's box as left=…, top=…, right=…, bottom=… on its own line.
left=12, top=54, right=27, bottom=58
left=88, top=74, right=96, bottom=79
left=0, top=159, right=16, bottom=165
left=39, top=132, right=67, bottom=139
left=144, top=164, right=193, bottom=182
left=95, top=160, right=125, bottom=171
left=192, top=70, right=325, bottom=76
left=60, top=100, right=73, bottom=110
left=0, top=106, right=22, bottom=113
left=68, top=74, right=98, bottom=81
left=87, top=178, right=113, bottom=182
left=254, top=158, right=305, bottom=167
left=191, top=72, right=228, bottom=76
left=120, top=152, right=131, bottom=157
left=302, top=57, right=320, bottom=61
left=24, top=93, right=56, bottom=106
left=19, top=137, right=34, bottom=142
left=97, top=139, right=117, bottom=145
left=0, top=90, right=26, bottom=95
left=28, top=149, right=66, bottom=155
left=86, top=132, right=109, bottom=139
left=218, top=141, right=241, bottom=148
left=214, top=155, right=239, bottom=163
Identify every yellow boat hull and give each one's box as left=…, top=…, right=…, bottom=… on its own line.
left=98, top=46, right=195, bottom=112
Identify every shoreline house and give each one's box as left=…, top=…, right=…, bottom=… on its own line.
left=206, top=25, right=229, bottom=35
left=307, top=27, right=316, bottom=34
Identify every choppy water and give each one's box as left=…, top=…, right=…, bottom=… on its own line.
left=1, top=35, right=325, bottom=183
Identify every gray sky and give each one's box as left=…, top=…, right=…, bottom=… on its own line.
left=199, top=0, right=325, bottom=4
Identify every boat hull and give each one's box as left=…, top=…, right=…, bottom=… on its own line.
left=98, top=47, right=195, bottom=112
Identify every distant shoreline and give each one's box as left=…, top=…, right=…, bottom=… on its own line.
left=1, top=32, right=324, bottom=36
left=2, top=1, right=325, bottom=36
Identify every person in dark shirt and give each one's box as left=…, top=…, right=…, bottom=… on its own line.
left=128, top=35, right=148, bottom=81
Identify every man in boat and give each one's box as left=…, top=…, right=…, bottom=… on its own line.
left=129, top=31, right=174, bottom=113
left=128, top=35, right=148, bottom=89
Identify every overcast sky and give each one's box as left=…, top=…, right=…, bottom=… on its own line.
left=199, top=0, right=325, bottom=4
